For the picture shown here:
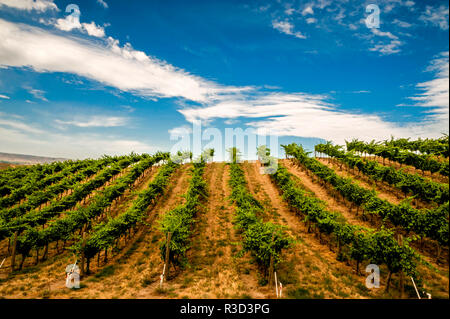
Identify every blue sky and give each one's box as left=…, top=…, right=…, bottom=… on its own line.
left=0, top=0, right=448, bottom=160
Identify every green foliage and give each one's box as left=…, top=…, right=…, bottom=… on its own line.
left=228, top=162, right=292, bottom=270
left=159, top=161, right=207, bottom=264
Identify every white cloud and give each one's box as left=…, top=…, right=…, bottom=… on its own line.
left=302, top=5, right=314, bottom=16
left=369, top=40, right=402, bottom=55
left=272, top=20, right=306, bottom=39
left=54, top=14, right=81, bottom=32
left=168, top=125, right=192, bottom=137
left=55, top=116, right=129, bottom=128
left=351, top=90, right=371, bottom=94
left=285, top=7, right=295, bottom=15
left=82, top=21, right=106, bottom=38
left=369, top=29, right=402, bottom=55
left=407, top=52, right=449, bottom=126
left=0, top=19, right=249, bottom=103
left=179, top=89, right=447, bottom=144
left=306, top=17, right=317, bottom=24
left=178, top=93, right=422, bottom=144
left=392, top=19, right=412, bottom=28
left=0, top=0, right=57, bottom=11
left=54, top=14, right=105, bottom=38
left=0, top=113, right=44, bottom=134
left=25, top=87, right=48, bottom=102
left=97, top=0, right=108, bottom=9
left=419, top=5, right=449, bottom=30
left=371, top=29, right=398, bottom=40
left=0, top=94, right=10, bottom=99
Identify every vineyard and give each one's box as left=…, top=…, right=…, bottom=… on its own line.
left=0, top=137, right=448, bottom=299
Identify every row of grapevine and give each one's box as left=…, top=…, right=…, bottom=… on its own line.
left=0, top=154, right=144, bottom=241
left=283, top=143, right=449, bottom=248
left=228, top=161, right=292, bottom=274
left=0, top=160, right=96, bottom=209
left=315, top=142, right=449, bottom=205
left=0, top=156, right=119, bottom=221
left=383, top=135, right=449, bottom=158
left=78, top=160, right=178, bottom=273
left=159, top=161, right=207, bottom=266
left=270, top=163, right=420, bottom=289
left=0, top=159, right=81, bottom=197
left=11, top=153, right=168, bottom=269
left=346, top=139, right=449, bottom=177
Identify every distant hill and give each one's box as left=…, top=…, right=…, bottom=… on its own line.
left=0, top=152, right=67, bottom=165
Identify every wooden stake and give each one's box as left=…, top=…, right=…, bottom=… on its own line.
left=274, top=271, right=279, bottom=298
left=164, top=232, right=172, bottom=281
left=411, top=277, right=421, bottom=299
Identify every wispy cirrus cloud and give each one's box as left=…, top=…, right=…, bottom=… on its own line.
left=0, top=112, right=44, bottom=134
left=0, top=18, right=251, bottom=103
left=0, top=94, right=10, bottom=99
left=272, top=20, right=306, bottom=39
left=178, top=92, right=424, bottom=144
left=25, top=87, right=48, bottom=102
left=55, top=116, right=129, bottom=128
left=419, top=4, right=449, bottom=30
left=0, top=0, right=57, bottom=12
left=407, top=51, right=449, bottom=125
left=392, top=18, right=412, bottom=28
left=369, top=28, right=402, bottom=55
